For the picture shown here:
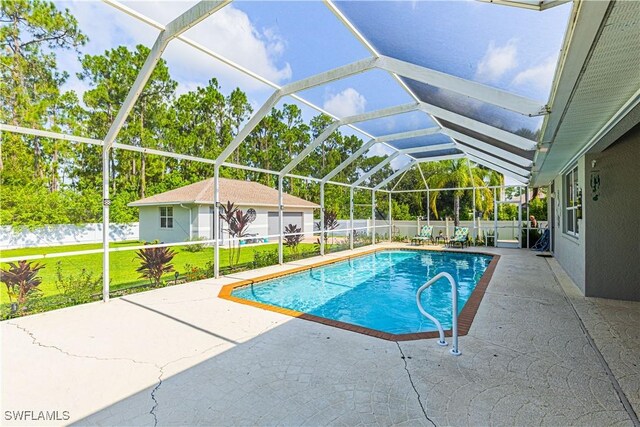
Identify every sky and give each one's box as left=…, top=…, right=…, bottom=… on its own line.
left=53, top=0, right=573, bottom=182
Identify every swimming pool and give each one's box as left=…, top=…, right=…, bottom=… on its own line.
left=222, top=249, right=496, bottom=340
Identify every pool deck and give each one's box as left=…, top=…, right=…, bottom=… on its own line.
left=2, top=243, right=639, bottom=426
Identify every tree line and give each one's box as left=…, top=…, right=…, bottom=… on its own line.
left=1, top=1, right=528, bottom=230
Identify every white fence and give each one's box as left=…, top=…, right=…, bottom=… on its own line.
left=330, top=218, right=547, bottom=242
left=394, top=219, right=546, bottom=238
left=0, top=223, right=139, bottom=250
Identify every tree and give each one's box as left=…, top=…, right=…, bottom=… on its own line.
left=0, top=0, right=86, bottom=196
left=425, top=160, right=501, bottom=226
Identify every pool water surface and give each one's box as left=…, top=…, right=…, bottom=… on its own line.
left=229, top=250, right=493, bottom=336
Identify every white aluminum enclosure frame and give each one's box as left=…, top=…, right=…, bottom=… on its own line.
left=3, top=0, right=577, bottom=302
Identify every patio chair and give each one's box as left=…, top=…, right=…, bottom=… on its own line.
left=411, top=225, right=433, bottom=245
left=531, top=228, right=550, bottom=251
left=448, top=226, right=469, bottom=248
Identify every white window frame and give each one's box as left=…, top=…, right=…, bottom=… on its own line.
left=564, top=166, right=580, bottom=237
left=160, top=206, right=174, bottom=229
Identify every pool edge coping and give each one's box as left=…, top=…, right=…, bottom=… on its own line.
left=218, top=247, right=500, bottom=341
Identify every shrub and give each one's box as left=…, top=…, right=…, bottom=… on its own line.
left=284, top=223, right=303, bottom=254
left=254, top=250, right=278, bottom=268
left=314, top=210, right=340, bottom=251
left=183, top=237, right=208, bottom=253
left=220, top=201, right=256, bottom=266
left=55, top=262, right=102, bottom=304
left=0, top=260, right=45, bottom=311
left=184, top=262, right=214, bottom=282
left=135, top=244, right=177, bottom=286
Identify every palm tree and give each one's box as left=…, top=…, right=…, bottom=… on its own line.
left=423, top=159, right=503, bottom=225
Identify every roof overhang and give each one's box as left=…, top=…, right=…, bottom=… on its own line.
left=531, top=0, right=640, bottom=186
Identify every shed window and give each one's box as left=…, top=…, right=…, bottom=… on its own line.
left=564, top=166, right=580, bottom=237
left=160, top=207, right=173, bottom=229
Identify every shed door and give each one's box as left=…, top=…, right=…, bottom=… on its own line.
left=267, top=212, right=303, bottom=241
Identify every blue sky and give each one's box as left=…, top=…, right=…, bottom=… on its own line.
left=54, top=0, right=572, bottom=180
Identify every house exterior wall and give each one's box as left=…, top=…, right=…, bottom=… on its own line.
left=551, top=124, right=640, bottom=301
left=551, top=156, right=586, bottom=292
left=191, top=205, right=316, bottom=244
left=584, top=125, right=640, bottom=300
left=138, top=205, right=192, bottom=244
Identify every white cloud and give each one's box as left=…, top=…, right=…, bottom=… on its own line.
left=366, top=142, right=394, bottom=158
left=175, top=5, right=292, bottom=85
left=476, top=39, right=518, bottom=83
left=57, top=1, right=291, bottom=99
left=512, top=55, right=558, bottom=92
left=322, top=88, right=367, bottom=118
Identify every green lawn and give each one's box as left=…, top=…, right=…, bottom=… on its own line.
left=1, top=241, right=316, bottom=304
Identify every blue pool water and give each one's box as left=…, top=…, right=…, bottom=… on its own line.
left=232, top=250, right=492, bottom=335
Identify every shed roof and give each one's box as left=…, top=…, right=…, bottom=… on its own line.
left=128, top=178, right=319, bottom=209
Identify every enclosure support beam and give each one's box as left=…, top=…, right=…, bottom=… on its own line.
left=102, top=147, right=110, bottom=302
left=320, top=182, right=325, bottom=256
left=518, top=186, right=523, bottom=247
left=216, top=58, right=378, bottom=167
left=416, top=154, right=465, bottom=163
left=493, top=188, right=498, bottom=247
left=417, top=163, right=429, bottom=191
left=379, top=56, right=549, bottom=117
left=442, top=129, right=534, bottom=166
left=322, top=139, right=376, bottom=183
left=371, top=190, right=376, bottom=244
left=400, top=142, right=457, bottom=155
left=373, top=160, right=416, bottom=190
left=214, top=166, right=220, bottom=278
left=466, top=154, right=530, bottom=184
left=279, top=103, right=421, bottom=177
left=349, top=187, right=354, bottom=250
left=103, top=0, right=229, bottom=151
left=467, top=159, right=477, bottom=240
left=388, top=192, right=392, bottom=242
left=278, top=176, right=284, bottom=264
left=418, top=103, right=537, bottom=151
left=426, top=189, right=430, bottom=226
left=526, top=186, right=530, bottom=248
left=352, top=152, right=400, bottom=188
left=457, top=142, right=532, bottom=176
left=376, top=126, right=440, bottom=143
left=279, top=122, right=340, bottom=177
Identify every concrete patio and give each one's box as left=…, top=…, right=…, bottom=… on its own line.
left=1, top=243, right=639, bottom=426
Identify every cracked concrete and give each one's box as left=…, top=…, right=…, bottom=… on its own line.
left=396, top=341, right=436, bottom=427
left=2, top=244, right=639, bottom=426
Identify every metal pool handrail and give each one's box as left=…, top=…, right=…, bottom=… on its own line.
left=416, top=272, right=461, bottom=356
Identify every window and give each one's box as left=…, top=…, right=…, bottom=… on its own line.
left=564, top=166, right=580, bottom=236
left=160, top=207, right=173, bottom=229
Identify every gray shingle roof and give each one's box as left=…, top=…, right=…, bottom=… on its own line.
left=128, top=178, right=319, bottom=209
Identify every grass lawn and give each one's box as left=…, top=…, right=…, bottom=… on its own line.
left=1, top=241, right=317, bottom=304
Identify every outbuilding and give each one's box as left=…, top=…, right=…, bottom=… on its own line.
left=128, top=178, right=319, bottom=245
